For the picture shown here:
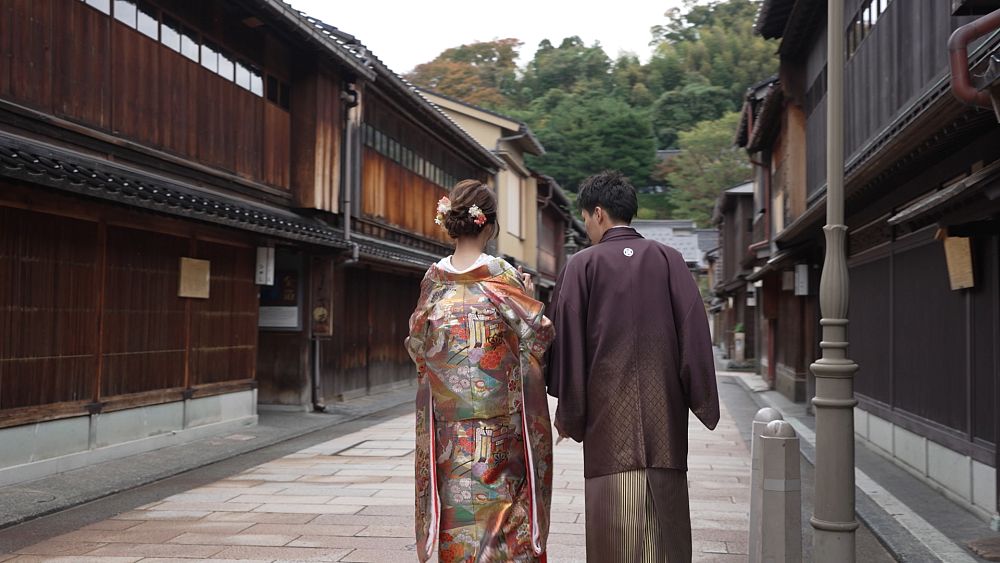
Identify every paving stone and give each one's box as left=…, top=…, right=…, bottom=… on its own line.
left=207, top=545, right=351, bottom=560
left=85, top=543, right=224, bottom=557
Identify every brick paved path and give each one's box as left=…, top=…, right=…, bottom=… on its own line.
left=1, top=393, right=749, bottom=562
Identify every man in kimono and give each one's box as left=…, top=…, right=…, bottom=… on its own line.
left=545, top=170, right=720, bottom=562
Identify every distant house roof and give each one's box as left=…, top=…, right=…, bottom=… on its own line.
left=713, top=181, right=755, bottom=224
left=736, top=76, right=780, bottom=149
left=631, top=220, right=705, bottom=268
left=418, top=89, right=545, bottom=156
left=696, top=229, right=720, bottom=253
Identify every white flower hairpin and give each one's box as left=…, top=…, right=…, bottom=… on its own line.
left=434, top=196, right=451, bottom=226
left=469, top=205, right=487, bottom=226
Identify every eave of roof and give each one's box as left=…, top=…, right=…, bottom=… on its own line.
left=755, top=0, right=797, bottom=39
left=0, top=131, right=448, bottom=268
left=419, top=89, right=546, bottom=156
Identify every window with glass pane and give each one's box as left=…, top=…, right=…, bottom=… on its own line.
left=235, top=63, right=251, bottom=90
left=85, top=0, right=111, bottom=15
left=201, top=43, right=218, bottom=72
left=114, top=0, right=137, bottom=27
left=180, top=27, right=199, bottom=62
left=136, top=2, right=157, bottom=39
left=217, top=53, right=235, bottom=81
left=160, top=16, right=181, bottom=51
left=506, top=173, right=521, bottom=237
left=250, top=68, right=264, bottom=96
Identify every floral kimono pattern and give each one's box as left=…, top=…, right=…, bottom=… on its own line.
left=406, top=257, right=555, bottom=562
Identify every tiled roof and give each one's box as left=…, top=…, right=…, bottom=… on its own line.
left=631, top=220, right=705, bottom=267
left=755, top=0, right=796, bottom=39
left=0, top=132, right=443, bottom=269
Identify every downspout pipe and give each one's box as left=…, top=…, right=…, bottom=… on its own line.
left=341, top=84, right=360, bottom=265
left=948, top=8, right=1000, bottom=109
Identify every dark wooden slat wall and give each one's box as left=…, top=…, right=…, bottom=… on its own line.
left=362, top=148, right=452, bottom=244
left=804, top=3, right=979, bottom=194
left=971, top=235, right=997, bottom=444
left=0, top=0, right=291, bottom=190
left=849, top=256, right=892, bottom=404
left=0, top=203, right=258, bottom=418
left=361, top=92, right=488, bottom=239
left=191, top=241, right=257, bottom=386
left=850, top=233, right=999, bottom=444
left=291, top=69, right=342, bottom=213
left=58, top=2, right=111, bottom=128
left=100, top=227, right=188, bottom=397
left=321, top=267, right=420, bottom=400
left=0, top=208, right=98, bottom=410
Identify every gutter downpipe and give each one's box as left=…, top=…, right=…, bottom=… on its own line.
left=948, top=9, right=1000, bottom=111
left=313, top=81, right=360, bottom=413
left=341, top=83, right=361, bottom=265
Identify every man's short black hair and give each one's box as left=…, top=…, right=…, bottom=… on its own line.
left=577, top=170, right=638, bottom=224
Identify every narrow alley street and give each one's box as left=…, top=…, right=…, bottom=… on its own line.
left=0, top=389, right=752, bottom=563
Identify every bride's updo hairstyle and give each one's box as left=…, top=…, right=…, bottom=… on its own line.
left=443, top=180, right=497, bottom=240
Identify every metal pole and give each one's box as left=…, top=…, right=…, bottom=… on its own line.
left=811, top=1, right=860, bottom=561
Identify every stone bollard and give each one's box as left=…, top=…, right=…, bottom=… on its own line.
left=749, top=407, right=783, bottom=563
left=760, top=419, right=802, bottom=563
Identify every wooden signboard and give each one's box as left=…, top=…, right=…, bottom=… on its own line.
left=178, top=257, right=210, bottom=299
left=943, top=236, right=975, bottom=290
left=310, top=255, right=334, bottom=337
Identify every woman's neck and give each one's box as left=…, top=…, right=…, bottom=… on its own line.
left=451, top=239, right=485, bottom=271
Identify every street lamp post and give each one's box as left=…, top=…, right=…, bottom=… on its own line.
left=810, top=1, right=860, bottom=561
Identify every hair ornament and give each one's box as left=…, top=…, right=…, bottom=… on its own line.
left=434, top=196, right=451, bottom=226
left=469, top=205, right=487, bottom=226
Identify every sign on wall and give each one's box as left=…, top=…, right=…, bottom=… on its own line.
left=259, top=270, right=300, bottom=329
left=178, top=257, right=210, bottom=299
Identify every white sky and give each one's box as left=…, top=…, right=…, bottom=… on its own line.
left=288, top=0, right=685, bottom=75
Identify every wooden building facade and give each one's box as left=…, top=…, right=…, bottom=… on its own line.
left=711, top=182, right=757, bottom=364
left=753, top=0, right=1000, bottom=522
left=0, top=0, right=499, bottom=484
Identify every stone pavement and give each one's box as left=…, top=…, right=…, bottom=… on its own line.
left=0, top=386, right=421, bottom=530
left=0, top=395, right=751, bottom=562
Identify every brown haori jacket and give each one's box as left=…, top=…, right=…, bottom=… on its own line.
left=545, top=227, right=720, bottom=479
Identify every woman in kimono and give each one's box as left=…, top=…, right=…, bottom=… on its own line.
left=406, top=179, right=555, bottom=562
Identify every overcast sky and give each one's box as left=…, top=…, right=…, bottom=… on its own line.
left=288, top=0, right=686, bottom=75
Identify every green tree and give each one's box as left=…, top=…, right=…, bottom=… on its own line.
left=646, top=0, right=777, bottom=106
left=651, top=0, right=761, bottom=44
left=611, top=54, right=654, bottom=107
left=518, top=37, right=612, bottom=103
left=663, top=112, right=750, bottom=225
left=524, top=93, right=656, bottom=192
left=652, top=78, right=734, bottom=149
left=406, top=39, right=522, bottom=109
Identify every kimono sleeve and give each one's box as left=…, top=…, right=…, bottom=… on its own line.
left=486, top=266, right=554, bottom=363
left=405, top=270, right=437, bottom=380
left=669, top=252, right=720, bottom=430
left=546, top=258, right=589, bottom=442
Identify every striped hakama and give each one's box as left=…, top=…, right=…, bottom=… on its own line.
left=584, top=468, right=692, bottom=563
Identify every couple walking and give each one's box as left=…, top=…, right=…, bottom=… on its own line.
left=405, top=171, right=720, bottom=562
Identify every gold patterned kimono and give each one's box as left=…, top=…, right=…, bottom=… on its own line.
left=406, top=257, right=554, bottom=563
